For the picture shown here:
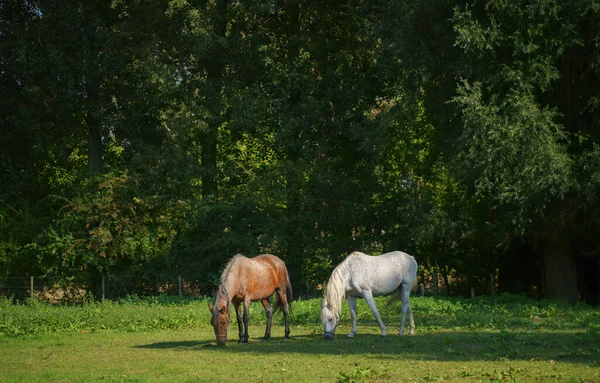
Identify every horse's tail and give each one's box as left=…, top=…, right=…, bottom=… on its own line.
left=274, top=271, right=293, bottom=314
left=386, top=290, right=402, bottom=306
left=411, top=277, right=419, bottom=293
left=286, top=273, right=294, bottom=304
left=387, top=275, right=418, bottom=306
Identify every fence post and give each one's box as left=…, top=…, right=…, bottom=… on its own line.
left=178, top=276, right=182, bottom=297
left=101, top=275, right=105, bottom=302
left=419, top=284, right=425, bottom=296
left=432, top=271, right=438, bottom=296
left=30, top=276, right=34, bottom=298
left=470, top=288, right=475, bottom=298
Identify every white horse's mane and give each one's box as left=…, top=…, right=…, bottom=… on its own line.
left=323, top=254, right=356, bottom=319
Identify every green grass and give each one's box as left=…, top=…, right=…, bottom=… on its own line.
left=0, top=294, right=599, bottom=382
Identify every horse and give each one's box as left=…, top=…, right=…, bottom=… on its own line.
left=208, top=253, right=293, bottom=346
left=320, top=251, right=418, bottom=340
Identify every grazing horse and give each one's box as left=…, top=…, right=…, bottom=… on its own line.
left=208, top=253, right=293, bottom=346
left=320, top=251, right=418, bottom=340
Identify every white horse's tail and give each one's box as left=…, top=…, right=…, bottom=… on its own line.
left=387, top=255, right=418, bottom=306
left=386, top=278, right=418, bottom=306
left=386, top=290, right=402, bottom=306
left=411, top=277, right=419, bottom=293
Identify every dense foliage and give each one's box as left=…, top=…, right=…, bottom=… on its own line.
left=2, top=0, right=600, bottom=302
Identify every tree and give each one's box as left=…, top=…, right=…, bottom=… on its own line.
left=378, top=0, right=600, bottom=302
left=0, top=1, right=180, bottom=282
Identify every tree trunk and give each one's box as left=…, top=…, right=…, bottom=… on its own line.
left=80, top=5, right=102, bottom=176
left=200, top=127, right=218, bottom=197
left=489, top=272, right=496, bottom=296
left=440, top=266, right=450, bottom=296
left=201, top=0, right=228, bottom=197
left=541, top=235, right=579, bottom=303
left=87, top=109, right=102, bottom=175
left=283, top=0, right=304, bottom=296
left=285, top=163, right=304, bottom=296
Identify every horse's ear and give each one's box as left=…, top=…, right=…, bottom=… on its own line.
left=208, top=304, right=213, bottom=313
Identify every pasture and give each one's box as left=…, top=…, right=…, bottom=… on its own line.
left=1, top=294, right=599, bottom=382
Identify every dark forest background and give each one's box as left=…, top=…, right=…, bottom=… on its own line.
left=2, top=0, right=600, bottom=304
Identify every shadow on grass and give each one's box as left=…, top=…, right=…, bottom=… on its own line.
left=137, top=340, right=210, bottom=350
left=135, top=329, right=599, bottom=365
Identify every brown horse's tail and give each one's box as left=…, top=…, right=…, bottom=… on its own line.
left=274, top=272, right=293, bottom=314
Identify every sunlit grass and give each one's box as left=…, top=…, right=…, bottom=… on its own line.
left=1, top=326, right=599, bottom=382
left=0, top=294, right=599, bottom=382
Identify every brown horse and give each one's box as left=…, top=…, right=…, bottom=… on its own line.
left=208, top=253, right=293, bottom=346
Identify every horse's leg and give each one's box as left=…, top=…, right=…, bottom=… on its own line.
left=362, top=290, right=387, bottom=337
left=261, top=298, right=273, bottom=341
left=398, top=283, right=415, bottom=336
left=347, top=295, right=357, bottom=338
left=241, top=297, right=250, bottom=343
left=277, top=290, right=291, bottom=339
left=233, top=301, right=244, bottom=342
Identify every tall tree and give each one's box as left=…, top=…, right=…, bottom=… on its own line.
left=378, top=0, right=600, bottom=302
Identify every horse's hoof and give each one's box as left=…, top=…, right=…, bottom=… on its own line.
left=347, top=333, right=355, bottom=338
left=380, top=334, right=388, bottom=339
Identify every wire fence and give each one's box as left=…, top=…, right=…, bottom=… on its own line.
left=0, top=275, right=216, bottom=303
left=0, top=273, right=447, bottom=304
left=4, top=273, right=595, bottom=304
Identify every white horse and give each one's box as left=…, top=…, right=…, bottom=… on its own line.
left=320, top=251, right=418, bottom=340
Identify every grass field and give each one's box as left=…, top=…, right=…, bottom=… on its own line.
left=1, top=294, right=599, bottom=382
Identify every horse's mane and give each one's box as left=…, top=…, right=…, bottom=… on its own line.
left=214, top=253, right=245, bottom=310
left=215, top=283, right=229, bottom=303
left=324, top=255, right=354, bottom=319
left=220, top=253, right=245, bottom=285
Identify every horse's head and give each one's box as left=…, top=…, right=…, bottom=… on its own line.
left=208, top=287, right=230, bottom=346
left=320, top=299, right=339, bottom=340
